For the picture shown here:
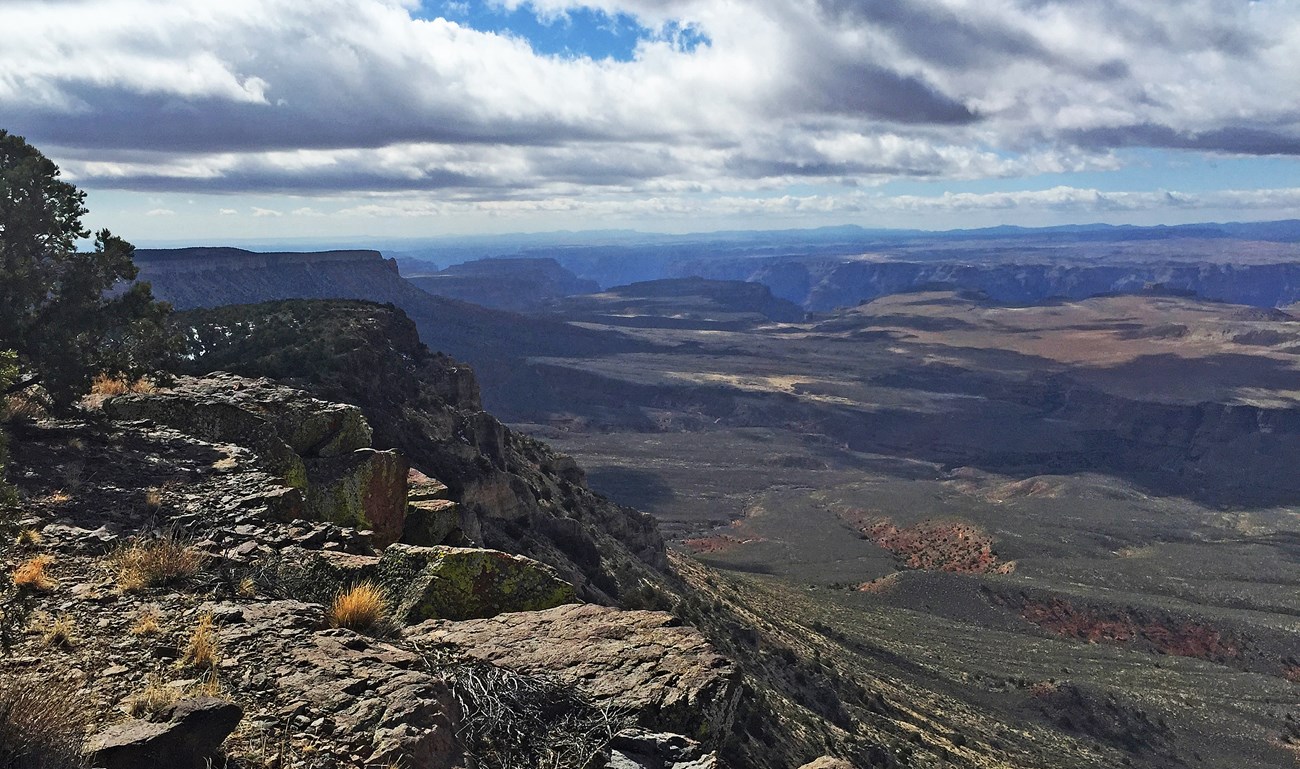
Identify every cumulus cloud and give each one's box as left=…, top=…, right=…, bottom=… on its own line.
left=2, top=0, right=1298, bottom=213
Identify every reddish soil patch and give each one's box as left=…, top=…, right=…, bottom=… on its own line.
left=842, top=512, right=1011, bottom=574
left=856, top=572, right=902, bottom=594
left=1283, top=664, right=1300, bottom=684
left=1015, top=597, right=1242, bottom=664
left=681, top=534, right=766, bottom=554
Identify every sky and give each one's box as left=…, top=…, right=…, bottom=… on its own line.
left=2, top=0, right=1300, bottom=243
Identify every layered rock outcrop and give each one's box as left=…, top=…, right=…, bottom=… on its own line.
left=412, top=603, right=742, bottom=744
left=106, top=374, right=411, bottom=546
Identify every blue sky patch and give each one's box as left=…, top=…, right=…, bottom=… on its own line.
left=421, top=1, right=709, bottom=61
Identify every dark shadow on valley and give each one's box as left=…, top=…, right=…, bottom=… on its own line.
left=584, top=466, right=677, bottom=511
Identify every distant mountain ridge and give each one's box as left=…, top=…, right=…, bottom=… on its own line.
left=132, top=246, right=653, bottom=415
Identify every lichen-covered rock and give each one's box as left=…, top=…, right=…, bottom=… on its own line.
left=378, top=544, right=577, bottom=622
left=107, top=387, right=308, bottom=488
left=105, top=373, right=375, bottom=489
left=410, top=603, right=740, bottom=744
left=87, top=696, right=242, bottom=769
left=403, top=498, right=464, bottom=546
left=305, top=448, right=409, bottom=547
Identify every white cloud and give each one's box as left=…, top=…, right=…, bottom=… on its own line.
left=251, top=207, right=283, bottom=217
left=2, top=0, right=1299, bottom=222
left=144, top=208, right=175, bottom=216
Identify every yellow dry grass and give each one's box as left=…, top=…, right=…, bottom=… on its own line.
left=124, top=674, right=179, bottom=718
left=12, top=554, right=56, bottom=592
left=14, top=528, right=43, bottom=547
left=143, top=488, right=163, bottom=511
left=129, top=608, right=162, bottom=637
left=182, top=613, right=219, bottom=670
left=328, top=581, right=389, bottom=632
left=38, top=614, right=75, bottom=649
left=108, top=536, right=204, bottom=593
left=88, top=374, right=158, bottom=398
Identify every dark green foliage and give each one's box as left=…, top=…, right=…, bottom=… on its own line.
left=0, top=350, right=29, bottom=657
left=175, top=299, right=471, bottom=420
left=0, top=130, right=177, bottom=407
left=0, top=350, right=16, bottom=514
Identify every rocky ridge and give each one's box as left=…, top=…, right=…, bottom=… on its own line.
left=1, top=365, right=738, bottom=768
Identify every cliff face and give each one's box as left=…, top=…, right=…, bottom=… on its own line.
left=134, top=248, right=418, bottom=310
left=174, top=300, right=668, bottom=604
left=678, top=259, right=1300, bottom=311
left=406, top=257, right=600, bottom=312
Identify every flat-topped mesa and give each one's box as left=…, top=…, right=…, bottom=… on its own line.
left=135, top=247, right=394, bottom=271
left=133, top=248, right=410, bottom=311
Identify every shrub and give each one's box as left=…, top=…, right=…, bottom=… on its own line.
left=328, top=581, right=389, bottom=633
left=12, top=554, right=55, bottom=592
left=109, top=534, right=204, bottom=592
left=0, top=674, right=89, bottom=769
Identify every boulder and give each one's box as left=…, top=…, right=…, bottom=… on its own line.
left=213, top=602, right=465, bottom=769
left=410, top=603, right=740, bottom=743
left=378, top=544, right=577, bottom=622
left=105, top=373, right=375, bottom=488
left=407, top=468, right=451, bottom=501
left=797, top=758, right=858, bottom=769
left=305, top=448, right=409, bottom=547
left=403, top=499, right=463, bottom=546
left=280, top=633, right=465, bottom=769
left=87, top=696, right=242, bottom=769
left=270, top=546, right=380, bottom=598
left=107, top=392, right=307, bottom=488
left=609, top=729, right=719, bottom=769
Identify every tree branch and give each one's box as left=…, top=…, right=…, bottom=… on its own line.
left=2, top=375, right=41, bottom=396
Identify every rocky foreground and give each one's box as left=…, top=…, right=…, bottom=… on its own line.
left=1, top=370, right=769, bottom=768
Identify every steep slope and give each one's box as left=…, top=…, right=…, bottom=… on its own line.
left=174, top=299, right=666, bottom=605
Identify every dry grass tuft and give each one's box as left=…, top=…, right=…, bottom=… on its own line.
left=182, top=612, right=219, bottom=670
left=237, top=576, right=258, bottom=598
left=130, top=608, right=162, bottom=637
left=328, top=581, right=389, bottom=632
left=123, top=673, right=179, bottom=718
left=37, top=614, right=75, bottom=649
left=89, top=373, right=158, bottom=398
left=1, top=391, right=49, bottom=423
left=108, top=535, right=204, bottom=593
left=13, top=554, right=56, bottom=592
left=44, top=490, right=73, bottom=505
left=0, top=674, right=90, bottom=769
left=14, top=528, right=43, bottom=548
left=143, top=487, right=163, bottom=511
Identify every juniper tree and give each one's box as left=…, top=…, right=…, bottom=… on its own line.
left=0, top=130, right=175, bottom=407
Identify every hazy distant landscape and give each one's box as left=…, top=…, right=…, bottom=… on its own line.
left=121, top=221, right=1300, bottom=767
